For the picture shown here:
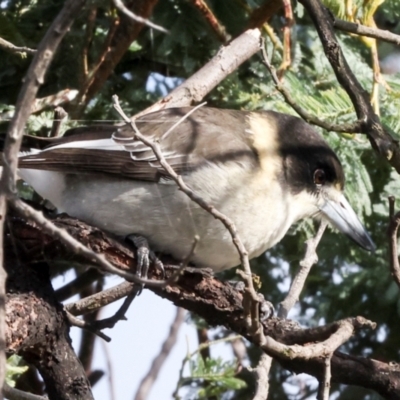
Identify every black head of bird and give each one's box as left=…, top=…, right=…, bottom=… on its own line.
left=17, top=107, right=374, bottom=272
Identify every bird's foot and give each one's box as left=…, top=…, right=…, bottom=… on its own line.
left=258, top=294, right=275, bottom=321
left=228, top=280, right=275, bottom=321
left=126, top=234, right=164, bottom=290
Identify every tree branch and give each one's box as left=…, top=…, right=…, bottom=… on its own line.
left=3, top=383, right=47, bottom=400
left=65, top=281, right=135, bottom=316
left=260, top=40, right=362, bottom=133
left=7, top=212, right=399, bottom=399
left=5, top=250, right=93, bottom=399
left=278, top=221, right=328, bottom=318
left=135, top=28, right=262, bottom=116
left=0, top=37, right=36, bottom=56
left=250, top=354, right=272, bottom=400
left=299, top=0, right=400, bottom=174
left=112, top=0, right=168, bottom=33
left=317, top=355, right=332, bottom=400
left=387, top=196, right=400, bottom=288
left=334, top=18, right=400, bottom=46
left=77, top=0, right=160, bottom=109
left=190, top=0, right=230, bottom=43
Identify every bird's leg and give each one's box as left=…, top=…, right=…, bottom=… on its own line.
left=125, top=234, right=165, bottom=281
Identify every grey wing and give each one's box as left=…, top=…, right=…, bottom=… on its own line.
left=18, top=107, right=257, bottom=182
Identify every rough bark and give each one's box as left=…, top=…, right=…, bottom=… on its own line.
left=6, top=210, right=400, bottom=400
left=5, top=233, right=93, bottom=400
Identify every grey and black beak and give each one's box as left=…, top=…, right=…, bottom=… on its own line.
left=319, top=192, right=375, bottom=252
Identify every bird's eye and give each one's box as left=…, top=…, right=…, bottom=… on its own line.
left=313, top=169, right=326, bottom=186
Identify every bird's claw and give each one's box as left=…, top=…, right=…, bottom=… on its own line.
left=258, top=294, right=275, bottom=321
left=126, top=234, right=164, bottom=291
left=228, top=281, right=275, bottom=321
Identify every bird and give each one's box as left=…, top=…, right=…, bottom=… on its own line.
left=17, top=106, right=375, bottom=275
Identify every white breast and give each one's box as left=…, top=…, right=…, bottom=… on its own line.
left=19, top=160, right=315, bottom=271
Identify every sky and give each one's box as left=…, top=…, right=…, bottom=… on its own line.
left=57, top=274, right=234, bottom=400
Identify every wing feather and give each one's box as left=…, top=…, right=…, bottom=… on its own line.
left=18, top=107, right=259, bottom=182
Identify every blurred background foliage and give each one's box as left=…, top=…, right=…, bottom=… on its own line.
left=1, top=0, right=400, bottom=398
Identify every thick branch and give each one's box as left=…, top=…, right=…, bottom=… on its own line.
left=7, top=212, right=400, bottom=399
left=5, top=250, right=93, bottom=399
left=136, top=28, right=262, bottom=115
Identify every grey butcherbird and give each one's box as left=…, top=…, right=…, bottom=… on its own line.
left=17, top=107, right=375, bottom=274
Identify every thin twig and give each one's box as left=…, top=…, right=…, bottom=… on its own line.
left=260, top=38, right=362, bottom=133
left=49, top=106, right=68, bottom=137
left=55, top=268, right=103, bottom=302
left=261, top=317, right=375, bottom=360
left=112, top=0, right=168, bottom=34
left=278, top=221, right=328, bottom=318
left=0, top=37, right=36, bottom=55
left=317, top=355, right=332, bottom=400
left=91, top=286, right=139, bottom=330
left=9, top=198, right=176, bottom=288
left=113, top=96, right=261, bottom=337
left=65, top=281, right=135, bottom=315
left=82, top=6, right=97, bottom=79
left=190, top=0, right=230, bottom=43
left=134, top=308, right=186, bottom=400
left=77, top=15, right=120, bottom=107
left=387, top=196, right=400, bottom=288
left=277, top=0, right=294, bottom=77
left=250, top=354, right=273, bottom=400
left=30, top=89, right=78, bottom=114
left=161, top=102, right=207, bottom=140
left=66, top=310, right=111, bottom=342
left=61, top=237, right=198, bottom=315
left=3, top=383, right=47, bottom=400
left=334, top=18, right=400, bottom=46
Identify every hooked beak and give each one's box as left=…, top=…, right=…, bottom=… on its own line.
left=319, top=192, right=375, bottom=252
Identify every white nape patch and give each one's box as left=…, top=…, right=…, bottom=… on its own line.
left=45, top=138, right=125, bottom=152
